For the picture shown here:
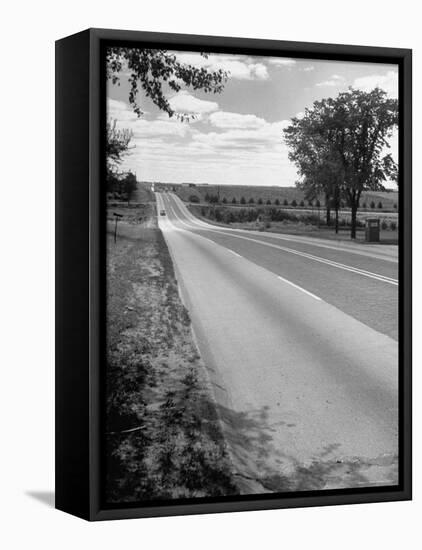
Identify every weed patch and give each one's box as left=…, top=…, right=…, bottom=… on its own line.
left=105, top=211, right=238, bottom=503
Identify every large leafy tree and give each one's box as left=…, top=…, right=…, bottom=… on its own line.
left=121, top=171, right=137, bottom=204
left=284, top=108, right=344, bottom=230
left=106, top=119, right=133, bottom=169
left=106, top=48, right=228, bottom=120
left=106, top=119, right=133, bottom=195
left=284, top=88, right=398, bottom=238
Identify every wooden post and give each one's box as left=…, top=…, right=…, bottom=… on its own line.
left=113, top=212, right=123, bottom=243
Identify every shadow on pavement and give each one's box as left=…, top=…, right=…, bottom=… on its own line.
left=214, top=402, right=398, bottom=493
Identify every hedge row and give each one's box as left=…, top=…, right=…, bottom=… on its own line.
left=193, top=206, right=398, bottom=230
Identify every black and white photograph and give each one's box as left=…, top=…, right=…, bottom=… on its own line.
left=104, top=45, right=400, bottom=505
left=1, top=0, right=420, bottom=541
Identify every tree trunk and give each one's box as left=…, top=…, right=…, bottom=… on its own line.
left=350, top=203, right=357, bottom=239
left=325, top=192, right=332, bottom=226
left=326, top=205, right=331, bottom=226
left=333, top=186, right=340, bottom=234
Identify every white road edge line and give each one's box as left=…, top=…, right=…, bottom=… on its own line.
left=173, top=195, right=398, bottom=265
left=171, top=194, right=398, bottom=265
left=162, top=197, right=250, bottom=266
left=161, top=197, right=219, bottom=249
left=162, top=194, right=321, bottom=302
left=161, top=194, right=321, bottom=302
left=166, top=195, right=398, bottom=286
left=277, top=275, right=322, bottom=301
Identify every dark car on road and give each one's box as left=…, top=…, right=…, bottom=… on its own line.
left=160, top=209, right=166, bottom=216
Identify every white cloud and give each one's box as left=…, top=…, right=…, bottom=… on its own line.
left=194, top=120, right=290, bottom=150
left=302, top=66, right=315, bottom=72
left=110, top=98, right=292, bottom=182
left=107, top=97, right=194, bottom=141
left=110, top=98, right=296, bottom=186
left=208, top=111, right=266, bottom=129
left=352, top=70, right=398, bottom=98
left=139, top=139, right=296, bottom=186
left=252, top=63, right=269, bottom=79
left=135, top=130, right=296, bottom=186
left=174, top=52, right=269, bottom=80
left=268, top=58, right=297, bottom=67
left=107, top=98, right=139, bottom=122
left=316, top=74, right=346, bottom=87
left=168, top=90, right=219, bottom=115
left=133, top=119, right=192, bottom=138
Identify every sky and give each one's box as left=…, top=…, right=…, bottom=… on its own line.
left=107, top=50, right=398, bottom=187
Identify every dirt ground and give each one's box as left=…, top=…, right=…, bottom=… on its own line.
left=105, top=205, right=238, bottom=503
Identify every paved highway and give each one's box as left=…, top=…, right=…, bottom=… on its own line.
left=156, top=192, right=399, bottom=493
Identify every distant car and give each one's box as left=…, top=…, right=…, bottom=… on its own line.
left=160, top=209, right=166, bottom=216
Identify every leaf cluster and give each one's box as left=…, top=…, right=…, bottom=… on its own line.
left=106, top=118, right=133, bottom=168
left=107, top=48, right=228, bottom=120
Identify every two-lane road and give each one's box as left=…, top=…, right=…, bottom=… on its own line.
left=156, top=192, right=398, bottom=493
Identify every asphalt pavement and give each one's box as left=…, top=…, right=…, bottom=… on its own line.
left=156, top=192, right=399, bottom=493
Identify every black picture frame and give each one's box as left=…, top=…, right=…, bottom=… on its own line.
left=55, top=28, right=412, bottom=521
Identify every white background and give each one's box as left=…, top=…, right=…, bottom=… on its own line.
left=0, top=1, right=419, bottom=548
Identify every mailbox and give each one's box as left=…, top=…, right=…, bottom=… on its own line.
left=365, top=218, right=380, bottom=242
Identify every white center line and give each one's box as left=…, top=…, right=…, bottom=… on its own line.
left=160, top=193, right=324, bottom=302
left=167, top=196, right=398, bottom=286
left=277, top=275, right=322, bottom=301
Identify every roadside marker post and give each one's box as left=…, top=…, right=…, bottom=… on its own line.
left=113, top=212, right=123, bottom=243
left=365, top=217, right=380, bottom=242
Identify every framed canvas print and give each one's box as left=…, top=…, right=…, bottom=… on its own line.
left=55, top=28, right=412, bottom=521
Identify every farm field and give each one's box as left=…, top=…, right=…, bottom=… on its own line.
left=166, top=183, right=399, bottom=212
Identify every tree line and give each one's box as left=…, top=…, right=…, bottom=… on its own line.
left=202, top=192, right=393, bottom=210
left=203, top=193, right=323, bottom=207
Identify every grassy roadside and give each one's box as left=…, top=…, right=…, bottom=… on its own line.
left=187, top=204, right=398, bottom=245
left=105, top=204, right=238, bottom=503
